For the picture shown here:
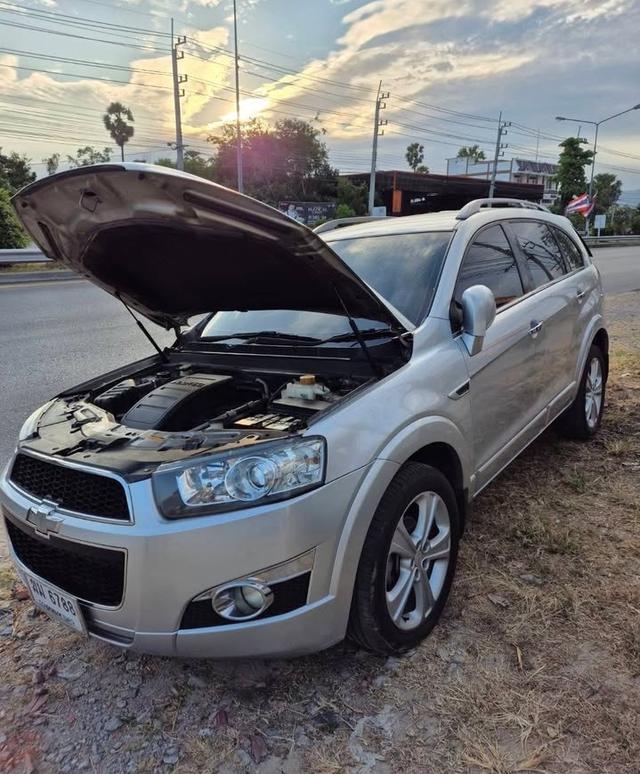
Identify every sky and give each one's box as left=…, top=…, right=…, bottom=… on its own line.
left=0, top=0, right=639, bottom=198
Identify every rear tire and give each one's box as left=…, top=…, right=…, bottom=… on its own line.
left=348, top=462, right=460, bottom=655
left=559, top=344, right=606, bottom=440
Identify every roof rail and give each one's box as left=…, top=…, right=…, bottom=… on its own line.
left=456, top=198, right=549, bottom=221
left=313, top=215, right=388, bottom=234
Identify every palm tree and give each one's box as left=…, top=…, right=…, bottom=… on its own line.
left=103, top=102, right=134, bottom=162
left=457, top=144, right=486, bottom=162
left=405, top=142, right=425, bottom=172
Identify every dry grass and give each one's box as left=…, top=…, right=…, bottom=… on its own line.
left=0, top=292, right=639, bottom=773
left=0, top=262, right=66, bottom=274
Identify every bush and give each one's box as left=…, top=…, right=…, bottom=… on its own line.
left=335, top=203, right=356, bottom=219
left=0, top=187, right=28, bottom=249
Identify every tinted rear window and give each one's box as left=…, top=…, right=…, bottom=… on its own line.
left=328, top=231, right=451, bottom=324
left=552, top=227, right=585, bottom=271
left=510, top=221, right=567, bottom=288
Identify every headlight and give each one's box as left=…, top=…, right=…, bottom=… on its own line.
left=152, top=436, right=326, bottom=518
left=18, top=401, right=56, bottom=441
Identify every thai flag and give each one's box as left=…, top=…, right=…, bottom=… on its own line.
left=565, top=193, right=595, bottom=217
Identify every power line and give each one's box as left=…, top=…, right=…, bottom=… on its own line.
left=0, top=62, right=173, bottom=90
left=0, top=2, right=172, bottom=39
left=0, top=18, right=169, bottom=54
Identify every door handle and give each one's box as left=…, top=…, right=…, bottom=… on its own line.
left=576, top=288, right=586, bottom=301
left=529, top=320, right=543, bottom=337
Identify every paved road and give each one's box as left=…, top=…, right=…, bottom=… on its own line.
left=0, top=281, right=172, bottom=467
left=591, top=245, right=640, bottom=294
left=0, top=245, right=637, bottom=466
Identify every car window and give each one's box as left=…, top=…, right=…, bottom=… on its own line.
left=328, top=231, right=451, bottom=325
left=455, top=224, right=524, bottom=309
left=511, top=221, right=567, bottom=288
left=552, top=227, right=585, bottom=271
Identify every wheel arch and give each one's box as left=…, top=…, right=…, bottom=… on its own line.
left=407, top=442, right=468, bottom=530
left=592, top=327, right=609, bottom=380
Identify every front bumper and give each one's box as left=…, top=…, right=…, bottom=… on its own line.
left=0, top=458, right=369, bottom=658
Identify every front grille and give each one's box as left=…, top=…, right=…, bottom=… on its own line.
left=10, top=454, right=130, bottom=521
left=5, top=517, right=125, bottom=607
left=180, top=572, right=310, bottom=629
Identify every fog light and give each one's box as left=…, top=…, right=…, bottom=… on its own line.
left=211, top=580, right=273, bottom=621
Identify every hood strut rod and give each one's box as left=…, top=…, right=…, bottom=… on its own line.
left=116, top=295, right=169, bottom=363
left=333, top=286, right=383, bottom=378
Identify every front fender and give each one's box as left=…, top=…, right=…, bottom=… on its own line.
left=377, top=414, right=472, bottom=487
left=327, top=415, right=471, bottom=638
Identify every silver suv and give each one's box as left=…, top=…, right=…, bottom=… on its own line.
left=1, top=165, right=607, bottom=657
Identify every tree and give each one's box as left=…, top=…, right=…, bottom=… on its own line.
left=0, top=187, right=28, bottom=248
left=416, top=164, right=429, bottom=173
left=335, top=203, right=356, bottom=218
left=43, top=153, right=60, bottom=176
left=66, top=146, right=112, bottom=167
left=103, top=102, right=134, bottom=162
left=156, top=150, right=215, bottom=179
left=208, top=118, right=338, bottom=204
left=457, top=144, right=486, bottom=162
left=592, top=173, right=622, bottom=213
left=336, top=178, right=368, bottom=215
left=405, top=142, right=424, bottom=172
left=554, top=137, right=594, bottom=209
left=608, top=205, right=638, bottom=235
left=0, top=149, right=36, bottom=193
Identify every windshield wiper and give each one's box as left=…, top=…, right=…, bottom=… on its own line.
left=203, top=330, right=322, bottom=344
left=332, top=287, right=384, bottom=378
left=321, top=327, right=396, bottom=344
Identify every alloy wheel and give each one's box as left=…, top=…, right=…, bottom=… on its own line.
left=385, top=491, right=451, bottom=631
left=585, top=356, right=603, bottom=429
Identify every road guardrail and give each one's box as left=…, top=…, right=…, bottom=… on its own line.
left=584, top=235, right=640, bottom=246
left=0, top=247, right=50, bottom=265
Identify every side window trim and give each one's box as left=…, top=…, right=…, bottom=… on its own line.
left=501, top=220, right=537, bottom=293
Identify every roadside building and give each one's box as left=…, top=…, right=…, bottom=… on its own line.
left=341, top=170, right=543, bottom=216
left=446, top=157, right=559, bottom=206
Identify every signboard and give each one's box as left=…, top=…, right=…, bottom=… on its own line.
left=278, top=201, right=336, bottom=226
left=371, top=206, right=387, bottom=216
left=594, top=214, right=606, bottom=230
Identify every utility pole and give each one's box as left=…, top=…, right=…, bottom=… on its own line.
left=170, top=18, right=187, bottom=171
left=368, top=81, right=389, bottom=215
left=232, top=0, right=243, bottom=193
left=488, top=112, right=510, bottom=199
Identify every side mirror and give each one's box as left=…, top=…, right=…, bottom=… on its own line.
left=460, top=285, right=496, bottom=356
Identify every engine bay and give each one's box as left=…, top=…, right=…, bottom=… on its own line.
left=21, top=361, right=366, bottom=477
left=91, top=364, right=354, bottom=433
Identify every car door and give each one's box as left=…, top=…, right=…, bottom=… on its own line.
left=551, top=225, right=600, bottom=382
left=453, top=223, right=547, bottom=493
left=507, top=220, right=577, bottom=419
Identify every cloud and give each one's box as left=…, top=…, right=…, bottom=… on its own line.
left=2, top=0, right=639, bottom=188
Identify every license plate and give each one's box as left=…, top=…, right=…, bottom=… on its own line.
left=23, top=571, right=86, bottom=634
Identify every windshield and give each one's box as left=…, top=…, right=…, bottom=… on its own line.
left=199, top=230, right=451, bottom=340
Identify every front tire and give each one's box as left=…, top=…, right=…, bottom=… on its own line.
left=348, top=462, right=460, bottom=655
left=559, top=344, right=606, bottom=440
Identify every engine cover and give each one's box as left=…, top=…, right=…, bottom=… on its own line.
left=121, top=373, right=232, bottom=430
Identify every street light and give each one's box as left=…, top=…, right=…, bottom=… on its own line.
left=556, top=104, right=640, bottom=198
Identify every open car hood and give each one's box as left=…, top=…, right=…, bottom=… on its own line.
left=13, top=163, right=405, bottom=330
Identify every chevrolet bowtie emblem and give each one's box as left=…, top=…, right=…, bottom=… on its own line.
left=26, top=502, right=64, bottom=537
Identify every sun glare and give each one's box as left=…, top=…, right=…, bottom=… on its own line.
left=221, top=97, right=270, bottom=123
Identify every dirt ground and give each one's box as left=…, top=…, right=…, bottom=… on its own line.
left=1, top=292, right=638, bottom=774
